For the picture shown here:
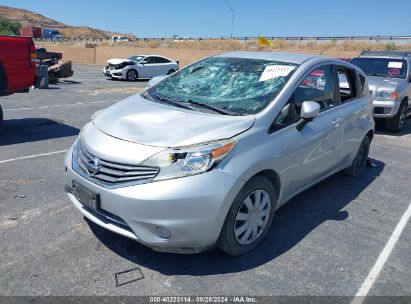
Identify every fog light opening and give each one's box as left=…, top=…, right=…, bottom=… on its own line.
left=155, top=226, right=171, bottom=239
left=383, top=108, right=391, bottom=114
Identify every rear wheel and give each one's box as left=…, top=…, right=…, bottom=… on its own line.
left=0, top=105, right=3, bottom=128
left=167, top=69, right=175, bottom=75
left=126, top=69, right=138, bottom=81
left=385, top=101, right=407, bottom=133
left=343, top=135, right=371, bottom=177
left=0, top=64, right=7, bottom=95
left=218, top=176, right=276, bottom=256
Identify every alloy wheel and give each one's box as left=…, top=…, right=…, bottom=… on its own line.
left=128, top=70, right=137, bottom=81
left=399, top=106, right=406, bottom=128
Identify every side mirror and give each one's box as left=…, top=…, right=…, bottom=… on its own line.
left=296, top=101, right=320, bottom=131
left=140, top=60, right=148, bottom=64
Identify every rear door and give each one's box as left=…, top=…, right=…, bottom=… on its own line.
left=271, top=64, right=344, bottom=200
left=154, top=56, right=173, bottom=75
left=336, top=66, right=370, bottom=168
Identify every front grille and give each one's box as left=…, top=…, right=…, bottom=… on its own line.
left=73, top=141, right=159, bottom=188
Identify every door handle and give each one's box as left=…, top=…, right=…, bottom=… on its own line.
left=331, top=118, right=342, bottom=128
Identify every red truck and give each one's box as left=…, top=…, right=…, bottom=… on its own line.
left=0, top=35, right=37, bottom=126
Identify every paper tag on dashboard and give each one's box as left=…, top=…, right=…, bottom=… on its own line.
left=259, top=65, right=295, bottom=81
left=388, top=62, right=403, bottom=68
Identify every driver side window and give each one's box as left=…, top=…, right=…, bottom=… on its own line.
left=295, top=65, right=335, bottom=112
left=270, top=65, right=334, bottom=133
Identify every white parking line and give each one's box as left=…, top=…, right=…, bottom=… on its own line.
left=75, top=83, right=146, bottom=88
left=0, top=150, right=68, bottom=164
left=352, top=201, right=411, bottom=304
left=3, top=100, right=118, bottom=111
left=372, top=142, right=411, bottom=154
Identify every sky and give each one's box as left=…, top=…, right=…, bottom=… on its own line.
left=1, top=0, right=410, bottom=38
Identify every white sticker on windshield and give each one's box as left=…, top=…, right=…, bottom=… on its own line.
left=388, top=62, right=403, bottom=68
left=259, top=65, right=295, bottom=82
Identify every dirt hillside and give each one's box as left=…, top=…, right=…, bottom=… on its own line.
left=0, top=5, right=135, bottom=39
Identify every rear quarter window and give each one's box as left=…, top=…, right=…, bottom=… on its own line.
left=155, top=57, right=171, bottom=63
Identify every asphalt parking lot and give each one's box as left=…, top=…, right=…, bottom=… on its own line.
left=0, top=64, right=410, bottom=299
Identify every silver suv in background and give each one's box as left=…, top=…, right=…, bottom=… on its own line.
left=350, top=51, right=411, bottom=132
left=64, top=52, right=374, bottom=255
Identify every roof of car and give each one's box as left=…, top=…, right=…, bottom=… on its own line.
left=216, top=51, right=316, bottom=64
left=359, top=50, right=411, bottom=59
left=139, top=54, right=175, bottom=60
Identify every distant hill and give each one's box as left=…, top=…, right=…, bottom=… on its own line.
left=0, top=5, right=135, bottom=39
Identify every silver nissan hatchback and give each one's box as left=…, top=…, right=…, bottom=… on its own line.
left=64, top=52, right=374, bottom=256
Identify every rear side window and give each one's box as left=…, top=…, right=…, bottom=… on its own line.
left=337, top=67, right=357, bottom=103
left=155, top=57, right=171, bottom=63
left=294, top=65, right=335, bottom=112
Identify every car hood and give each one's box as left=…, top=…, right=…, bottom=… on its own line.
left=107, top=58, right=132, bottom=65
left=93, top=94, right=255, bottom=147
left=367, top=76, right=403, bottom=92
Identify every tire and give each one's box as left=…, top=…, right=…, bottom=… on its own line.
left=343, top=135, right=371, bottom=177
left=385, top=101, right=407, bottom=133
left=126, top=69, right=138, bottom=81
left=167, top=69, right=175, bottom=75
left=0, top=63, right=7, bottom=95
left=0, top=105, right=3, bottom=128
left=218, top=175, right=277, bottom=256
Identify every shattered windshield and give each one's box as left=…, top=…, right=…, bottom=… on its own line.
left=145, top=57, right=298, bottom=115
left=128, top=56, right=144, bottom=62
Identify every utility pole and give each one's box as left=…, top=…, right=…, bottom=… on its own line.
left=226, top=2, right=235, bottom=39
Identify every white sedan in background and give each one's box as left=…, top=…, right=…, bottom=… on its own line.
left=103, top=55, right=179, bottom=81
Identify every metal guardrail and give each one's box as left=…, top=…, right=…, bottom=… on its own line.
left=33, top=35, right=411, bottom=43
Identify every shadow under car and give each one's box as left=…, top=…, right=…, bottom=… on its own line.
left=86, top=158, right=384, bottom=276
left=0, top=118, right=79, bottom=146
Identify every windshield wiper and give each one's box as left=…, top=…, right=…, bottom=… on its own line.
left=184, top=100, right=241, bottom=116
left=150, top=91, right=193, bottom=110
left=147, top=91, right=241, bottom=115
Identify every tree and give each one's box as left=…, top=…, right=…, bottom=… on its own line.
left=0, top=20, right=21, bottom=36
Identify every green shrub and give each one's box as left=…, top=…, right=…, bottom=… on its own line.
left=0, top=20, right=20, bottom=36
left=385, top=43, right=397, bottom=51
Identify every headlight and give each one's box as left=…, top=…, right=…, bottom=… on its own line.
left=376, top=90, right=400, bottom=100
left=142, top=139, right=236, bottom=181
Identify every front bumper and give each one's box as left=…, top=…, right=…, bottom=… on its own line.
left=372, top=99, right=401, bottom=118
left=103, top=68, right=124, bottom=79
left=63, top=144, right=244, bottom=253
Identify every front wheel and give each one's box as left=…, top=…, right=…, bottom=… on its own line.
left=126, top=69, right=138, bottom=81
left=218, top=176, right=276, bottom=256
left=0, top=105, right=3, bottom=128
left=343, top=135, right=371, bottom=177
left=385, top=101, right=407, bottom=133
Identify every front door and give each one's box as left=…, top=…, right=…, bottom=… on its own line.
left=271, top=64, right=344, bottom=200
